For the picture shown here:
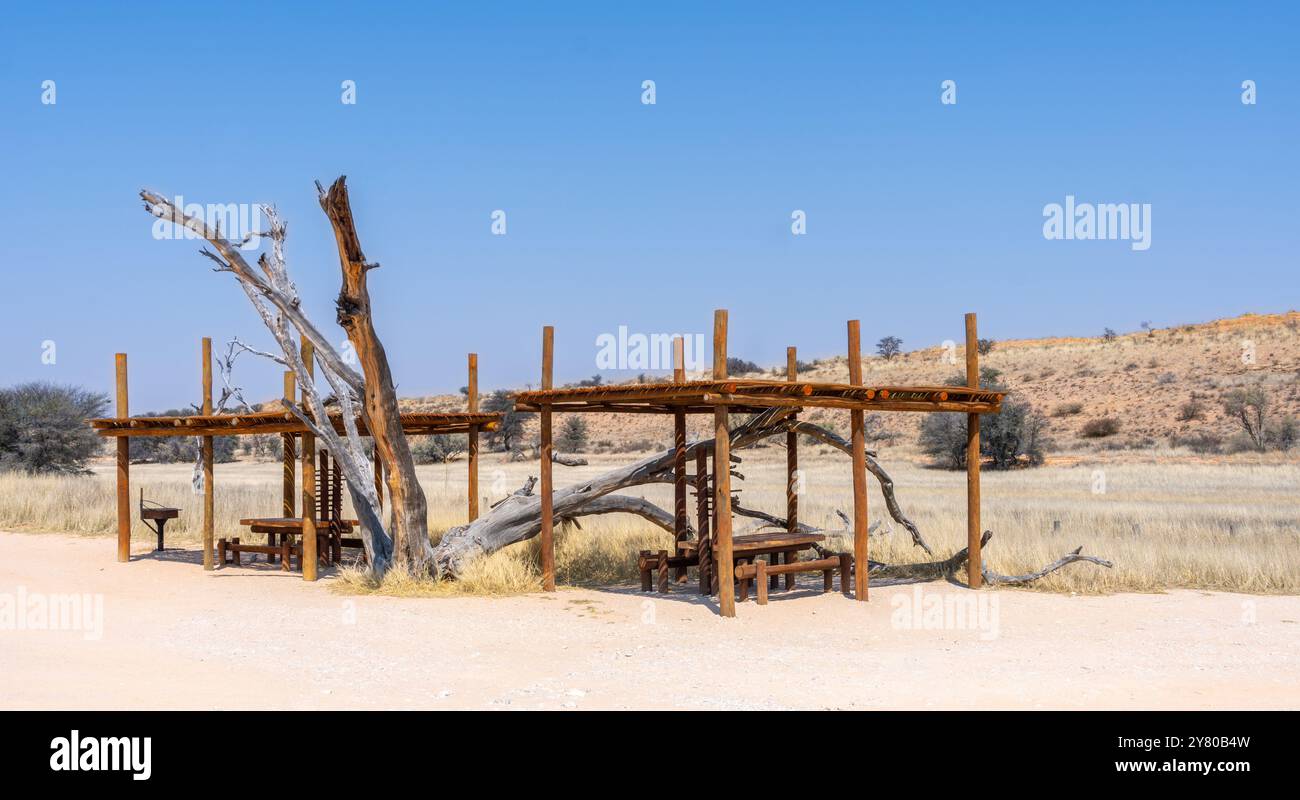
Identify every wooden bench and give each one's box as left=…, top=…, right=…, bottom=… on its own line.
left=737, top=553, right=852, bottom=605
left=231, top=517, right=358, bottom=568
left=641, top=532, right=827, bottom=595
left=219, top=535, right=296, bottom=571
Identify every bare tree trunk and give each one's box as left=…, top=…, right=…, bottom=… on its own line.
left=141, top=180, right=409, bottom=576
left=317, top=177, right=431, bottom=573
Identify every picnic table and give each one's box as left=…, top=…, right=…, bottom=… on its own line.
left=221, top=516, right=360, bottom=570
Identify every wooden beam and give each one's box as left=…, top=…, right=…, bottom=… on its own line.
left=539, top=326, right=556, bottom=592
left=966, top=312, right=982, bottom=589
left=672, top=336, right=688, bottom=581
left=848, top=320, right=868, bottom=602
left=714, top=309, right=735, bottom=617
left=786, top=346, right=798, bottom=591
left=301, top=339, right=317, bottom=581
left=115, top=353, right=130, bottom=563
left=202, top=337, right=215, bottom=571
left=282, top=372, right=296, bottom=517
left=467, top=353, right=479, bottom=522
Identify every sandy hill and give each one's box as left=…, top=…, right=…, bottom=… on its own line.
left=402, top=311, right=1300, bottom=457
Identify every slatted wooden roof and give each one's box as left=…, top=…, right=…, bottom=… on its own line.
left=89, top=410, right=500, bottom=437
left=513, top=379, right=1002, bottom=414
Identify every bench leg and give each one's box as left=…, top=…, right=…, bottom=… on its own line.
left=638, top=551, right=652, bottom=592
left=218, top=538, right=227, bottom=566
left=154, top=519, right=167, bottom=552
left=823, top=567, right=833, bottom=592
left=768, top=557, right=779, bottom=592
left=280, top=536, right=291, bottom=572
left=839, top=553, right=852, bottom=597
left=232, top=537, right=241, bottom=567
left=737, top=559, right=749, bottom=603
left=656, top=549, right=669, bottom=593
left=756, top=561, right=768, bottom=605
left=784, top=549, right=797, bottom=591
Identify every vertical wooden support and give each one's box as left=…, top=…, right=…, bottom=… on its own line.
left=114, top=353, right=130, bottom=563
left=539, top=326, right=556, bottom=592
left=201, top=337, right=215, bottom=571
left=300, top=339, right=317, bottom=581
left=672, top=336, right=688, bottom=581
left=785, top=345, right=798, bottom=591
left=467, top=353, right=479, bottom=522
left=713, top=309, right=735, bottom=617
left=966, top=312, right=983, bottom=588
left=848, top=320, right=869, bottom=602
left=282, top=372, right=296, bottom=517
left=695, top=446, right=711, bottom=595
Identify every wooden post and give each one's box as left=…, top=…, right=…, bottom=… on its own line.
left=785, top=345, right=798, bottom=591
left=539, top=326, right=556, bottom=592
left=695, top=446, right=711, bottom=595
left=201, top=337, right=215, bottom=571
left=672, top=336, right=688, bottom=581
left=301, top=339, right=317, bottom=581
left=282, top=372, right=296, bottom=517
left=966, top=312, right=983, bottom=589
left=114, top=353, right=130, bottom=563
left=713, top=310, right=735, bottom=617
left=467, top=353, right=479, bottom=522
left=848, top=320, right=869, bottom=602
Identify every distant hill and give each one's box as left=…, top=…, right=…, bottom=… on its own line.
left=402, top=311, right=1300, bottom=458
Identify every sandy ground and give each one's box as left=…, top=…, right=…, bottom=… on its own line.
left=1, top=532, right=1297, bottom=710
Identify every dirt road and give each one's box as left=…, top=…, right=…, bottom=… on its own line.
left=1, top=533, right=1295, bottom=710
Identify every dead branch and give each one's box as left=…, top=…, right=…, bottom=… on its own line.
left=787, top=420, right=932, bottom=554
left=809, top=531, right=1112, bottom=587
left=142, top=186, right=395, bottom=573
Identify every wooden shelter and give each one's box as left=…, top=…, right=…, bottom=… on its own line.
left=90, top=340, right=500, bottom=580
left=514, top=310, right=1002, bottom=617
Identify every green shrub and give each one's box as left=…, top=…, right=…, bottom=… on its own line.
left=0, top=383, right=108, bottom=474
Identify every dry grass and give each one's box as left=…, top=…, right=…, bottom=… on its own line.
left=4, top=451, right=1298, bottom=596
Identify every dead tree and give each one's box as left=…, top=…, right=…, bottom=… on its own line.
left=141, top=178, right=418, bottom=576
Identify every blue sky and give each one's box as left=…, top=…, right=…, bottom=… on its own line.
left=2, top=2, right=1296, bottom=410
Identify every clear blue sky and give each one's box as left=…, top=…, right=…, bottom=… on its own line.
left=3, top=2, right=1296, bottom=410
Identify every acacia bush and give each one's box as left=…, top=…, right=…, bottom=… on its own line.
left=557, top=416, right=589, bottom=452
left=1081, top=417, right=1121, bottom=438
left=412, top=434, right=465, bottom=464
left=0, top=383, right=108, bottom=474
left=921, top=369, right=1037, bottom=469
left=918, top=396, right=1049, bottom=470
